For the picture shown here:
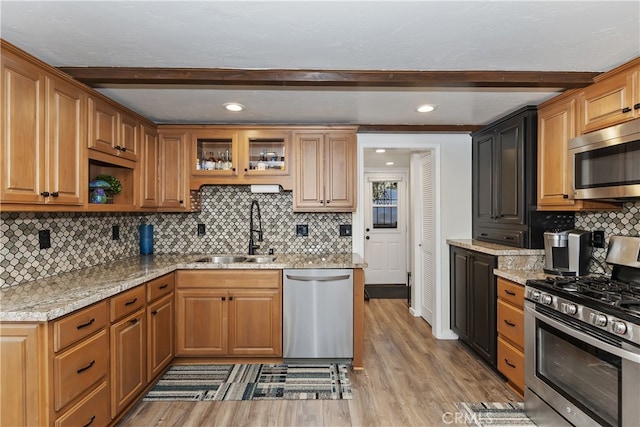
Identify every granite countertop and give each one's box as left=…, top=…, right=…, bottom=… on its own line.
left=447, top=239, right=544, bottom=256
left=493, top=268, right=548, bottom=285
left=0, top=253, right=367, bottom=322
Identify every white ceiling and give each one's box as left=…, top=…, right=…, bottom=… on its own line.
left=1, top=1, right=639, bottom=126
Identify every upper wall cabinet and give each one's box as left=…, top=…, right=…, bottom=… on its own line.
left=578, top=57, right=640, bottom=134
left=188, top=127, right=293, bottom=190
left=88, top=97, right=139, bottom=162
left=537, top=90, right=620, bottom=211
left=293, top=129, right=357, bottom=212
left=158, top=129, right=190, bottom=212
left=140, top=123, right=159, bottom=209
left=1, top=43, right=85, bottom=208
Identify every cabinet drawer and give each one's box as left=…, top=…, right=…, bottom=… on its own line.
left=53, top=301, right=108, bottom=352
left=475, top=227, right=524, bottom=248
left=497, top=337, right=525, bottom=392
left=497, top=277, right=524, bottom=308
left=497, top=300, right=524, bottom=348
left=55, top=381, right=109, bottom=427
left=110, top=286, right=145, bottom=321
left=54, top=329, right=109, bottom=411
left=176, top=270, right=281, bottom=289
left=147, top=273, right=175, bottom=302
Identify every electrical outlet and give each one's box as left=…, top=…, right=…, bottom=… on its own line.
left=592, top=230, right=605, bottom=248
left=197, top=223, right=206, bottom=236
left=39, top=230, right=51, bottom=249
left=296, top=224, right=309, bottom=237
left=112, top=225, right=120, bottom=240
left=339, top=224, right=352, bottom=236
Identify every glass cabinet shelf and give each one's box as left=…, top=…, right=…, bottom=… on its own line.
left=196, top=138, right=235, bottom=171
left=246, top=138, right=286, bottom=172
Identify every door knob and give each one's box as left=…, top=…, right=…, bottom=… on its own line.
left=366, top=236, right=370, bottom=240
left=366, top=228, right=370, bottom=232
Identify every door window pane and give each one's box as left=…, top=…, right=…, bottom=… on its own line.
left=372, top=181, right=398, bottom=229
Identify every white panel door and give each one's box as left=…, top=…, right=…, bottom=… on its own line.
left=420, top=153, right=435, bottom=324
left=364, top=172, right=407, bottom=284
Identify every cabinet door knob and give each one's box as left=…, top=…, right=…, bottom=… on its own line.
left=222, top=296, right=226, bottom=301
left=179, top=200, right=184, bottom=204
left=622, top=107, right=632, bottom=113
left=563, top=194, right=569, bottom=199
left=244, top=168, right=248, bottom=172
left=634, top=103, right=640, bottom=110
left=51, top=192, right=59, bottom=197
left=326, top=200, right=331, bottom=204
left=121, top=147, right=127, bottom=152
left=229, top=296, right=234, bottom=301
left=231, top=167, right=236, bottom=171
left=40, top=191, right=50, bottom=197
left=151, top=310, right=158, bottom=315
left=115, top=145, right=122, bottom=150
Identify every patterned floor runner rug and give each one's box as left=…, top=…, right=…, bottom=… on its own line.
left=455, top=402, right=536, bottom=426
left=143, top=363, right=353, bottom=401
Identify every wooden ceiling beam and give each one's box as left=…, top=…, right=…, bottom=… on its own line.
left=58, top=67, right=600, bottom=88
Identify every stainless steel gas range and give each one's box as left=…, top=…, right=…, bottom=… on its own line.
left=524, top=235, right=640, bottom=427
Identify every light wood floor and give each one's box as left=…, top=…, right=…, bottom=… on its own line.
left=118, top=299, right=519, bottom=426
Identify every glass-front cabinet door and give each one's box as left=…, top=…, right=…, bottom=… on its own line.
left=242, top=130, right=291, bottom=177
left=192, top=130, right=239, bottom=176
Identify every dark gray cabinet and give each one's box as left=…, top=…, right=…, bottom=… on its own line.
left=472, top=106, right=574, bottom=248
left=450, top=245, right=497, bottom=367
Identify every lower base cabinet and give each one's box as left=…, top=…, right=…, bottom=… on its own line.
left=496, top=277, right=525, bottom=395
left=147, top=293, right=175, bottom=380
left=176, top=270, right=282, bottom=357
left=450, top=245, right=498, bottom=367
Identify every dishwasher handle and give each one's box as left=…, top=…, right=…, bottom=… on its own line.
left=285, top=274, right=351, bottom=282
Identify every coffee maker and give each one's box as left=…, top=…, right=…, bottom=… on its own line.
left=543, top=229, right=592, bottom=276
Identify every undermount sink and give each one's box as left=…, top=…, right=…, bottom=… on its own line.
left=246, top=256, right=277, bottom=263
left=196, top=256, right=248, bottom=264
left=195, top=255, right=277, bottom=264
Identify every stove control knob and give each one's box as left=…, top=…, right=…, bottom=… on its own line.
left=592, top=314, right=608, bottom=327
left=611, top=320, right=627, bottom=335
left=561, top=303, right=578, bottom=315
left=540, top=294, right=553, bottom=305
left=531, top=291, right=541, bottom=301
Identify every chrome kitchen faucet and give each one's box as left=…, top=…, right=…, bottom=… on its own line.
left=248, top=200, right=263, bottom=255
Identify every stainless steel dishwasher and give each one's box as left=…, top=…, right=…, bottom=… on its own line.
left=283, top=269, right=353, bottom=360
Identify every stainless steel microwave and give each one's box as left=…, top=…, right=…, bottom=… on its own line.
left=568, top=118, right=640, bottom=200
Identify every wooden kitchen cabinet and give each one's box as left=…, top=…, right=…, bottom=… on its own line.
left=188, top=127, right=294, bottom=190
left=110, top=308, right=146, bottom=418
left=472, top=107, right=536, bottom=247
left=0, top=323, right=47, bottom=426
left=146, top=273, right=175, bottom=381
left=450, top=246, right=497, bottom=367
left=496, top=277, right=525, bottom=396
left=175, top=270, right=282, bottom=357
left=140, top=123, right=159, bottom=208
left=578, top=57, right=640, bottom=134
left=293, top=129, right=357, bottom=212
left=537, top=91, right=620, bottom=211
left=158, top=129, right=190, bottom=211
left=88, top=96, right=139, bottom=162
left=1, top=44, right=85, bottom=208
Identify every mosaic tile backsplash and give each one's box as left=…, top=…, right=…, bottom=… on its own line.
left=1, top=186, right=352, bottom=288
left=1, top=193, right=638, bottom=289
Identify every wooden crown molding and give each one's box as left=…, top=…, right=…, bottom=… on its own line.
left=58, top=67, right=600, bottom=89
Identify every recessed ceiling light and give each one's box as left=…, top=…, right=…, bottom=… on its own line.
left=416, top=104, right=436, bottom=113
left=386, top=161, right=395, bottom=166
left=223, top=102, right=245, bottom=112
left=375, top=149, right=386, bottom=153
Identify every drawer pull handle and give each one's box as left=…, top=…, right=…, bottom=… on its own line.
left=83, top=415, right=96, bottom=427
left=159, top=284, right=168, bottom=289
left=77, top=360, right=95, bottom=374
left=504, top=359, right=517, bottom=368
left=504, top=290, right=516, bottom=296
left=77, top=318, right=95, bottom=330
left=622, top=107, right=632, bottom=113
left=124, top=297, right=138, bottom=306
left=504, top=320, right=517, bottom=327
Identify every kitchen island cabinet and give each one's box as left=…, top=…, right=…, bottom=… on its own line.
left=175, top=270, right=282, bottom=357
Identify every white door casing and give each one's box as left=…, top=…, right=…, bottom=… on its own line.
left=363, top=172, right=408, bottom=285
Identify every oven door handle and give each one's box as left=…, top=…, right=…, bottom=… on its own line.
left=526, top=303, right=640, bottom=363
